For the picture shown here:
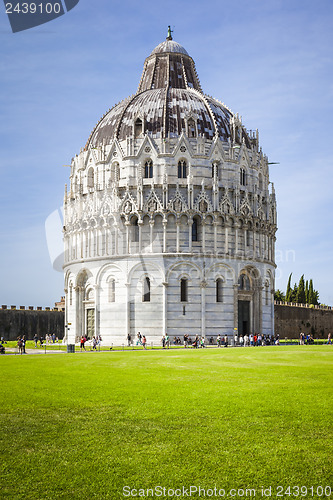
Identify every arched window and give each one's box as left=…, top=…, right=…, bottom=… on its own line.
left=132, top=217, right=139, bottom=243
left=192, top=217, right=199, bottom=242
left=142, top=277, right=150, bottom=302
left=178, top=160, right=187, bottom=179
left=87, top=167, right=94, bottom=188
left=240, top=168, right=246, bottom=186
left=180, top=278, right=188, bottom=302
left=238, top=274, right=250, bottom=291
left=216, top=278, right=223, bottom=302
left=212, top=163, right=218, bottom=178
left=187, top=118, right=196, bottom=138
left=135, top=118, right=143, bottom=138
left=108, top=278, right=115, bottom=302
left=144, top=160, right=153, bottom=178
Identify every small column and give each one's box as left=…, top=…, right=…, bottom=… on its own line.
left=188, top=219, right=193, bottom=252
left=225, top=226, right=229, bottom=254
left=114, top=225, right=119, bottom=255
left=253, top=228, right=256, bottom=257
left=176, top=220, right=180, bottom=253
left=138, top=220, right=143, bottom=253
left=235, top=225, right=239, bottom=255
left=149, top=220, right=154, bottom=252
left=213, top=221, right=218, bottom=254
left=125, top=221, right=130, bottom=254
left=162, top=282, right=168, bottom=334
left=162, top=219, right=167, bottom=253
left=104, top=227, right=108, bottom=255
left=202, top=220, right=206, bottom=253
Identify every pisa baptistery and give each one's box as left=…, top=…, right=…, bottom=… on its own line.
left=63, top=30, right=277, bottom=345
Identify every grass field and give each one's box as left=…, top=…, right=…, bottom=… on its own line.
left=1, top=346, right=332, bottom=499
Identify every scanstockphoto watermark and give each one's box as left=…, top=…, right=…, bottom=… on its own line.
left=122, top=485, right=333, bottom=497
left=3, top=0, right=80, bottom=33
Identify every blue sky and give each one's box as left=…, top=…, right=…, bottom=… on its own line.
left=0, top=0, right=332, bottom=307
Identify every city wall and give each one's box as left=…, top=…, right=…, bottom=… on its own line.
left=274, top=303, right=333, bottom=338
left=0, top=306, right=64, bottom=341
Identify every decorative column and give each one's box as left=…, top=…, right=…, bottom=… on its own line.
left=202, top=220, right=206, bottom=253
left=188, top=219, right=193, bottom=252
left=233, top=284, right=239, bottom=331
left=225, top=226, right=229, bottom=254
left=125, top=221, right=130, bottom=254
left=200, top=280, right=207, bottom=338
left=125, top=282, right=131, bottom=339
left=149, top=220, right=154, bottom=252
left=162, top=282, right=168, bottom=334
left=94, top=284, right=99, bottom=339
left=138, top=220, right=143, bottom=253
left=176, top=220, right=180, bottom=253
left=162, top=219, right=167, bottom=253
left=213, top=221, right=218, bottom=254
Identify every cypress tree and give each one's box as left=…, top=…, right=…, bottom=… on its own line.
left=286, top=273, right=292, bottom=302
left=308, top=279, right=314, bottom=304
left=305, top=280, right=309, bottom=303
left=296, top=275, right=306, bottom=304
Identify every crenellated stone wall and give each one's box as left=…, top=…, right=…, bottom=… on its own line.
left=274, top=303, right=333, bottom=339
left=0, top=306, right=64, bottom=341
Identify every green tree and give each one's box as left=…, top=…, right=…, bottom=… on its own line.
left=305, top=280, right=309, bottom=303
left=285, top=273, right=293, bottom=302
left=274, top=289, right=285, bottom=302
left=296, top=275, right=306, bottom=304
left=308, top=279, right=320, bottom=305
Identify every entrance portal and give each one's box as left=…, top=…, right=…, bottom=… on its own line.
left=238, top=300, right=250, bottom=335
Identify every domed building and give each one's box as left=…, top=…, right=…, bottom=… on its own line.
left=63, top=29, right=277, bottom=345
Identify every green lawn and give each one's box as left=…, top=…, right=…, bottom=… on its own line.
left=1, top=346, right=332, bottom=499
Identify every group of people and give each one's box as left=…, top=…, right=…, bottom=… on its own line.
left=80, top=335, right=102, bottom=351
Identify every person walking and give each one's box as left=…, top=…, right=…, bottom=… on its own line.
left=33, top=334, right=38, bottom=348
left=142, top=335, right=147, bottom=350
left=80, top=335, right=86, bottom=351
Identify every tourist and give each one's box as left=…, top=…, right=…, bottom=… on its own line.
left=244, top=334, right=249, bottom=347
left=327, top=333, right=332, bottom=345
left=224, top=334, right=228, bottom=347
left=142, top=335, right=147, bottom=349
left=80, top=335, right=86, bottom=351
left=200, top=336, right=205, bottom=348
left=165, top=333, right=170, bottom=349
left=92, top=336, right=97, bottom=350
left=183, top=334, right=188, bottom=348
left=239, top=335, right=243, bottom=347
left=33, top=334, right=38, bottom=348
left=250, top=334, right=254, bottom=346
left=136, top=332, right=142, bottom=346
left=17, top=337, right=23, bottom=354
left=127, top=333, right=132, bottom=347
left=216, top=334, right=221, bottom=347
left=161, top=335, right=166, bottom=348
